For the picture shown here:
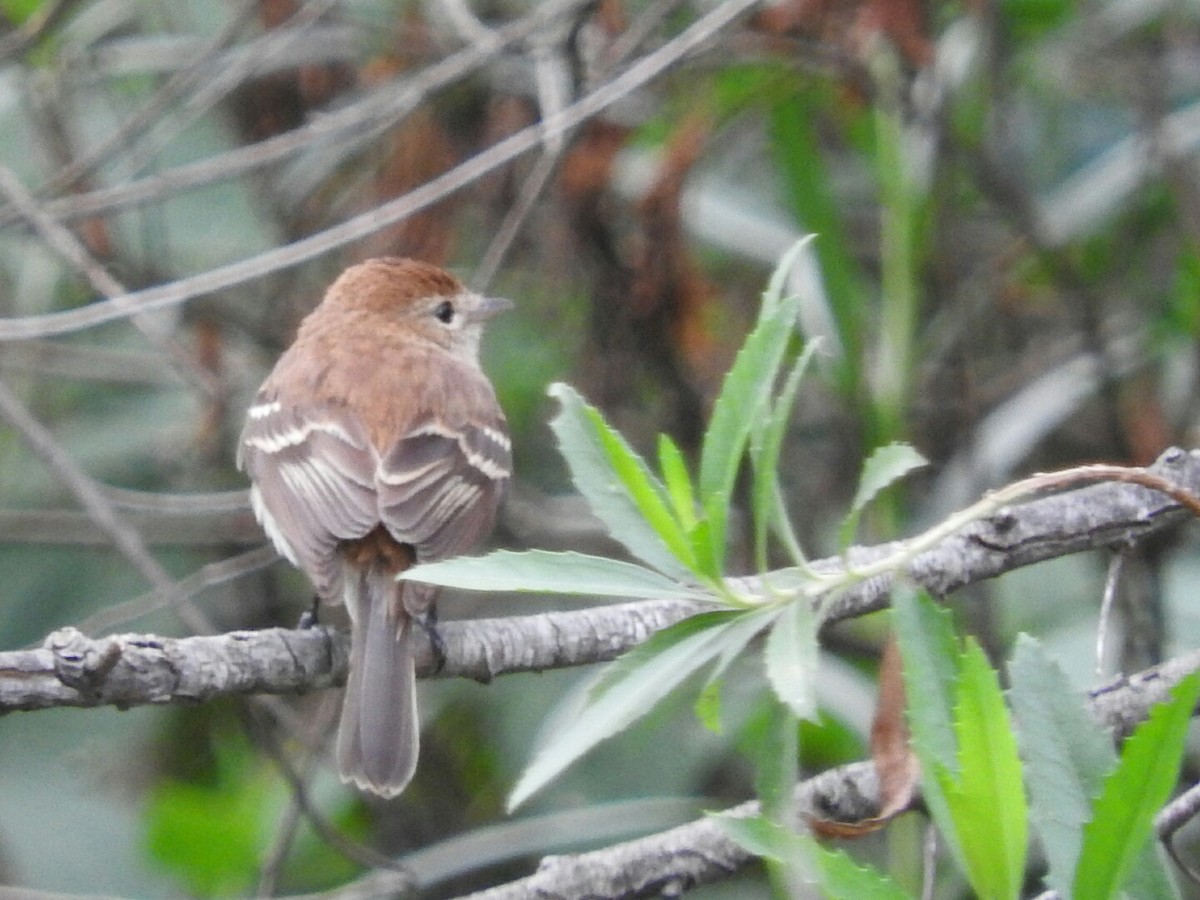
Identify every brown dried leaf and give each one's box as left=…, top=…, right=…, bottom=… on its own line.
left=810, top=638, right=919, bottom=837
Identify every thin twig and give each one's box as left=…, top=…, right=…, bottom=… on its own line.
left=76, top=544, right=278, bottom=635
left=0, top=164, right=216, bottom=393
left=0, top=376, right=214, bottom=635
left=0, top=0, right=761, bottom=340
left=0, top=0, right=594, bottom=231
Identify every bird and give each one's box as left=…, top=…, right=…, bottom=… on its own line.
left=238, top=257, right=511, bottom=797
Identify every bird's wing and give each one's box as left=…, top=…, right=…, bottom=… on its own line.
left=376, top=409, right=511, bottom=564
left=238, top=397, right=379, bottom=599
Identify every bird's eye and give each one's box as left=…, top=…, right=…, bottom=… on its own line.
left=434, top=300, right=455, bottom=324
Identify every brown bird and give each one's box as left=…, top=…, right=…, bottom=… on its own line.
left=238, top=257, right=511, bottom=797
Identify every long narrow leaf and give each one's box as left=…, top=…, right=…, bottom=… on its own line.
left=658, top=433, right=699, bottom=532
left=750, top=338, right=821, bottom=571
left=698, top=295, right=802, bottom=571
left=838, top=443, right=927, bottom=550
left=583, top=403, right=698, bottom=572
left=403, top=549, right=693, bottom=599
left=764, top=598, right=819, bottom=720
left=508, top=609, right=774, bottom=810
left=762, top=234, right=816, bottom=318
left=942, top=639, right=1027, bottom=900
left=892, top=586, right=967, bottom=869
left=1008, top=635, right=1116, bottom=895
left=548, top=383, right=693, bottom=580
left=1073, top=672, right=1200, bottom=898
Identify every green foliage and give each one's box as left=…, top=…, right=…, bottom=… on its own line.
left=144, top=732, right=283, bottom=897
left=546, top=382, right=696, bottom=582
left=698, top=283, right=804, bottom=575
left=1008, top=635, right=1117, bottom=894
left=1073, top=673, right=1200, bottom=899
left=838, top=443, right=928, bottom=549
left=401, top=548, right=699, bottom=600
left=407, top=245, right=933, bottom=841
left=507, top=607, right=779, bottom=810
left=895, top=601, right=1199, bottom=899
left=893, top=587, right=1026, bottom=900
left=714, top=814, right=911, bottom=899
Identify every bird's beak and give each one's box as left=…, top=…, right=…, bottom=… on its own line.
left=473, top=294, right=514, bottom=320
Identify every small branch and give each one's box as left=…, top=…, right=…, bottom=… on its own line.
left=0, top=0, right=761, bottom=340
left=5, top=449, right=1200, bottom=712
left=0, top=597, right=703, bottom=712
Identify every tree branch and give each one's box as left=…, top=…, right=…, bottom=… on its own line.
left=4, top=448, right=1198, bottom=713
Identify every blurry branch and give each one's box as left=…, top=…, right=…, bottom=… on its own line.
left=43, top=2, right=258, bottom=195
left=75, top=546, right=278, bottom=636
left=0, top=378, right=215, bottom=634
left=0, top=164, right=216, bottom=394
left=0, top=0, right=761, bottom=340
left=5, top=447, right=1200, bottom=711
left=0, top=508, right=258, bottom=544
left=449, top=765, right=879, bottom=900
left=0, top=339, right=185, bottom=384
left=0, top=0, right=595, bottom=231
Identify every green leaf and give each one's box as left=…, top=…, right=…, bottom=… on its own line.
left=403, top=549, right=693, bottom=599
left=809, top=839, right=914, bottom=900
left=698, top=294, right=803, bottom=571
left=548, top=383, right=694, bottom=580
left=581, top=401, right=699, bottom=572
left=891, top=586, right=960, bottom=773
left=750, top=694, right=800, bottom=820
left=762, top=234, right=816, bottom=317
left=764, top=598, right=819, bottom=720
left=713, top=816, right=911, bottom=900
left=508, top=609, right=775, bottom=810
left=839, top=442, right=927, bottom=549
left=658, top=433, right=698, bottom=532
left=941, top=638, right=1027, bottom=900
left=711, top=811, right=807, bottom=865
left=750, top=338, right=821, bottom=571
left=892, top=586, right=968, bottom=874
left=1073, top=672, right=1200, bottom=899
left=1008, top=635, right=1116, bottom=895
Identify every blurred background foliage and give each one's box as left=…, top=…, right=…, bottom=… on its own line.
left=0, top=0, right=1199, bottom=896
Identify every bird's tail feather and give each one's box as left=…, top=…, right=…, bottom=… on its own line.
left=336, top=569, right=418, bottom=797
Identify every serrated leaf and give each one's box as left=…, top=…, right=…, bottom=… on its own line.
left=711, top=811, right=807, bottom=865
left=658, top=433, right=698, bottom=532
left=809, top=840, right=914, bottom=900
left=1073, top=672, right=1200, bottom=899
left=839, top=443, right=927, bottom=549
left=750, top=338, right=820, bottom=571
left=891, top=586, right=960, bottom=773
left=582, top=402, right=699, bottom=572
left=762, top=234, right=817, bottom=317
left=942, top=638, right=1026, bottom=900
left=402, top=549, right=692, bottom=599
left=764, top=598, right=819, bottom=720
left=714, top=815, right=911, bottom=900
left=1009, top=635, right=1116, bottom=895
left=508, top=609, right=775, bottom=810
left=698, top=294, right=802, bottom=573
left=892, top=586, right=968, bottom=871
left=548, top=383, right=694, bottom=580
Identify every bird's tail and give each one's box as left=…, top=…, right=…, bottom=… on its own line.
left=336, top=568, right=418, bottom=798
